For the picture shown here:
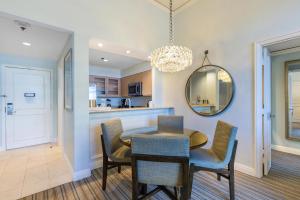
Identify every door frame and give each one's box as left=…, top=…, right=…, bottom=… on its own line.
left=254, top=31, right=300, bottom=178
left=0, top=64, right=54, bottom=151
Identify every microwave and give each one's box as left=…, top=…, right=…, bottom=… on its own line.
left=128, top=82, right=142, bottom=96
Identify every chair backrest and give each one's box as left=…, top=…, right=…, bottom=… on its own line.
left=157, top=115, right=184, bottom=133
left=131, top=134, right=189, bottom=187
left=101, top=118, right=123, bottom=157
left=211, top=120, right=238, bottom=165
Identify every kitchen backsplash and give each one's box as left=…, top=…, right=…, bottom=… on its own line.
left=95, top=96, right=152, bottom=108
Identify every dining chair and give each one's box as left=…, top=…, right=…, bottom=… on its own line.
left=189, top=120, right=238, bottom=200
left=131, top=134, right=190, bottom=200
left=158, top=115, right=184, bottom=133
left=100, top=118, right=131, bottom=190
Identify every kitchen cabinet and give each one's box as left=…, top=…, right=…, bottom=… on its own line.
left=89, top=75, right=120, bottom=97
left=121, top=70, right=152, bottom=96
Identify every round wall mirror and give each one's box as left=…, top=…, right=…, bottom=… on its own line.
left=185, top=65, right=234, bottom=116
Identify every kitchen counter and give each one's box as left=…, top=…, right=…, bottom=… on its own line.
left=89, top=107, right=174, bottom=113
left=89, top=106, right=174, bottom=169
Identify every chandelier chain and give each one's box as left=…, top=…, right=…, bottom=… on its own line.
left=169, top=0, right=173, bottom=44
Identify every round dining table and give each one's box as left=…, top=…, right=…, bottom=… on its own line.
left=120, top=128, right=208, bottom=150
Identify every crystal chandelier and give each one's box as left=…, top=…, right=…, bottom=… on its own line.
left=151, top=0, right=192, bottom=72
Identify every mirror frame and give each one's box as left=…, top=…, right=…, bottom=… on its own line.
left=185, top=64, right=235, bottom=117
left=285, top=59, right=300, bottom=141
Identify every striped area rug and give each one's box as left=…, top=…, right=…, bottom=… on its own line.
left=21, top=150, right=300, bottom=200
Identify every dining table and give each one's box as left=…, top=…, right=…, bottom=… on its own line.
left=119, top=127, right=208, bottom=150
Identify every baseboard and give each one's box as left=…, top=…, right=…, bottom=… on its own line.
left=235, top=162, right=256, bottom=177
left=63, top=152, right=91, bottom=181
left=73, top=168, right=91, bottom=181
left=63, top=152, right=74, bottom=174
left=90, top=154, right=103, bottom=169
left=50, top=137, right=57, bottom=143
left=0, top=146, right=5, bottom=152
left=272, top=144, right=300, bottom=156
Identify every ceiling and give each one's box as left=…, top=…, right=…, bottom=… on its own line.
left=152, top=0, right=193, bottom=11
left=89, top=49, right=146, bottom=70
left=0, top=14, right=70, bottom=61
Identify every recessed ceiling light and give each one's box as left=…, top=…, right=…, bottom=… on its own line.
left=22, top=42, right=31, bottom=46
left=148, top=56, right=152, bottom=59
left=126, top=50, right=131, bottom=54
left=98, top=43, right=103, bottom=47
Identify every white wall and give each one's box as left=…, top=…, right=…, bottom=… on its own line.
left=89, top=65, right=121, bottom=78
left=271, top=51, right=300, bottom=150
left=153, top=0, right=300, bottom=173
left=121, top=61, right=151, bottom=77
left=57, top=36, right=74, bottom=166
left=0, top=53, right=58, bottom=149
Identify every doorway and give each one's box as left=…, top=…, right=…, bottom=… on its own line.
left=1, top=66, right=52, bottom=149
left=255, top=32, right=300, bottom=178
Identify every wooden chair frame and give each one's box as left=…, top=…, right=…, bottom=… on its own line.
left=131, top=154, right=189, bottom=200
left=101, top=135, right=131, bottom=190
left=189, top=140, right=238, bottom=200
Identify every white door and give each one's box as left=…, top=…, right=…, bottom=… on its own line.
left=263, top=48, right=272, bottom=175
left=3, top=66, right=51, bottom=149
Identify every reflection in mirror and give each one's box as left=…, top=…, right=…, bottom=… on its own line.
left=186, top=65, right=234, bottom=116
left=286, top=60, right=300, bottom=141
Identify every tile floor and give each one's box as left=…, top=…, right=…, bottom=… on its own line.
left=0, top=144, right=72, bottom=200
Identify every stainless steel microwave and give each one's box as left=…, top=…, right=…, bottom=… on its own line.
left=128, top=82, right=142, bottom=96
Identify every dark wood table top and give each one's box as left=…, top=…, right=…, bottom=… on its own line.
left=120, top=128, right=208, bottom=150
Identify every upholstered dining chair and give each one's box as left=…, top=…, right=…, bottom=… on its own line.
left=100, top=118, right=131, bottom=190
left=189, top=121, right=238, bottom=200
left=158, top=115, right=184, bottom=133
left=131, top=134, right=190, bottom=200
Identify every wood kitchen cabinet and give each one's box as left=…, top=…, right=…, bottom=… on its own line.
left=121, top=70, right=152, bottom=96
left=89, top=75, right=120, bottom=97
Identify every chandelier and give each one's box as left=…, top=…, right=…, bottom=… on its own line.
left=151, top=0, right=192, bottom=72
left=218, top=70, right=231, bottom=82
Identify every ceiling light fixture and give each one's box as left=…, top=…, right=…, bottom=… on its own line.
left=98, top=43, right=103, bottom=47
left=22, top=42, right=31, bottom=46
left=150, top=0, right=192, bottom=72
left=126, top=50, right=131, bottom=54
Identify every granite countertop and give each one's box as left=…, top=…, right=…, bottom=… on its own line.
left=89, top=107, right=174, bottom=113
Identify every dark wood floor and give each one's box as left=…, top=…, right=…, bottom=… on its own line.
left=21, top=150, right=300, bottom=200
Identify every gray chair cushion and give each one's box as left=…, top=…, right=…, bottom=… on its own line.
left=158, top=115, right=184, bottom=134
left=101, top=119, right=126, bottom=159
left=190, top=148, right=226, bottom=169
left=131, top=134, right=189, bottom=187
left=131, top=134, right=189, bottom=157
left=190, top=120, right=237, bottom=169
left=212, top=121, right=237, bottom=165
left=110, top=145, right=131, bottom=162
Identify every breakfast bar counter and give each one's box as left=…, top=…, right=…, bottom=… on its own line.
left=89, top=107, right=174, bottom=169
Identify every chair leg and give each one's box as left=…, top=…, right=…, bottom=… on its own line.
left=180, top=186, right=189, bottom=200
left=217, top=173, right=221, bottom=181
left=102, top=157, right=108, bottom=191
left=229, top=168, right=235, bottom=200
left=174, top=187, right=178, bottom=199
left=140, top=183, right=147, bottom=194
left=132, top=182, right=139, bottom=200
left=118, top=165, right=121, bottom=173
left=188, top=169, right=194, bottom=198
